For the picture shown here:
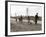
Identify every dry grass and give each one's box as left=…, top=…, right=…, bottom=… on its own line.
left=10, top=18, right=42, bottom=32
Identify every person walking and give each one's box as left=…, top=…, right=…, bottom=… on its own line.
left=35, top=13, right=39, bottom=24
left=19, top=15, right=23, bottom=23
left=28, top=16, right=30, bottom=24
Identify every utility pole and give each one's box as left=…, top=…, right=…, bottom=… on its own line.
left=26, top=8, right=30, bottom=23
left=27, top=8, right=28, bottom=16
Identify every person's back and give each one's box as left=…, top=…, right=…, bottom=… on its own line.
left=35, top=15, right=38, bottom=20
left=19, top=16, right=23, bottom=22
left=35, top=13, right=38, bottom=24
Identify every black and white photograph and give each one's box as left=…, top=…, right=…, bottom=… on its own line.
left=10, top=3, right=42, bottom=32
left=6, top=1, right=45, bottom=36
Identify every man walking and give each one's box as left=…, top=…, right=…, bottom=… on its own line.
left=35, top=13, right=39, bottom=24
left=28, top=16, right=30, bottom=24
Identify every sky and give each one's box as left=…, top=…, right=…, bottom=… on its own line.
left=10, top=4, right=42, bottom=17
